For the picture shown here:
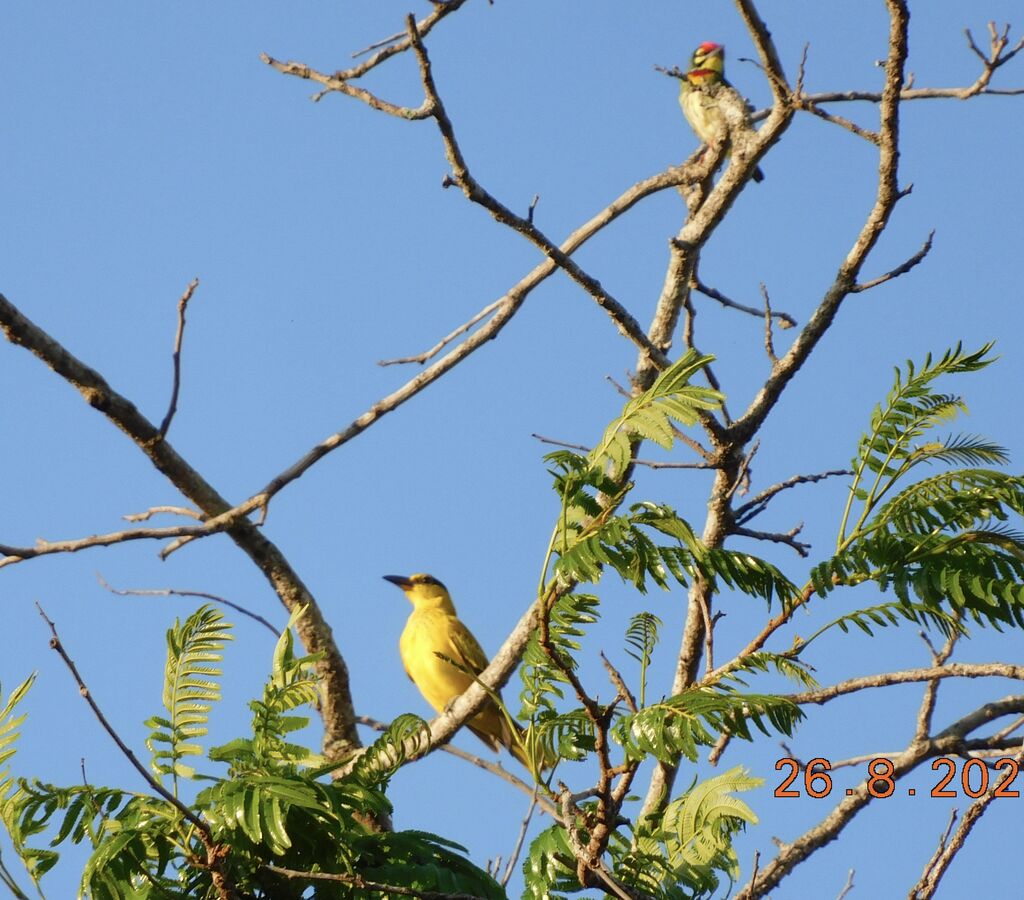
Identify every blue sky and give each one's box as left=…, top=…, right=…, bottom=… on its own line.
left=3, top=2, right=1024, bottom=897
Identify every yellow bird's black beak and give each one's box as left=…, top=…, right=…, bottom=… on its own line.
left=383, top=574, right=413, bottom=590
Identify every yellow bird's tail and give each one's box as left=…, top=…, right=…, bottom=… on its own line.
left=467, top=710, right=552, bottom=775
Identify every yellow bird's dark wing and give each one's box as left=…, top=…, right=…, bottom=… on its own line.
left=447, top=617, right=490, bottom=677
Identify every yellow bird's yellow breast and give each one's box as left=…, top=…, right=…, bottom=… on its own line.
left=399, top=608, right=480, bottom=714
left=680, top=85, right=723, bottom=146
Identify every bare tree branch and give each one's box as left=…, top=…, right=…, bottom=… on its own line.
left=908, top=745, right=1024, bottom=899
left=732, top=523, right=810, bottom=556
left=96, top=574, right=281, bottom=637
left=734, top=468, right=853, bottom=525
left=909, top=809, right=959, bottom=900
left=0, top=293, right=360, bottom=764
left=728, top=0, right=910, bottom=448
left=691, top=275, right=798, bottom=328
left=852, top=231, right=935, bottom=292
left=404, top=15, right=672, bottom=370
left=785, top=662, right=1024, bottom=706
left=0, top=521, right=224, bottom=569
left=378, top=298, right=503, bottom=367
left=123, top=505, right=203, bottom=522
left=501, top=794, right=539, bottom=887
left=158, top=277, right=199, bottom=438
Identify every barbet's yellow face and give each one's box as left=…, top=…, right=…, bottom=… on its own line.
left=687, top=42, right=724, bottom=85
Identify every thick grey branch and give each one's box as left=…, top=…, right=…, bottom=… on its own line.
left=0, top=294, right=360, bottom=764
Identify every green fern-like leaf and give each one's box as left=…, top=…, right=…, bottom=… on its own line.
left=718, top=652, right=819, bottom=689
left=661, top=766, right=761, bottom=876
left=520, top=593, right=600, bottom=720
left=352, top=714, right=431, bottom=787
left=145, top=605, right=232, bottom=788
left=795, top=601, right=965, bottom=654
left=873, top=467, right=1024, bottom=537
left=614, top=689, right=802, bottom=763
left=815, top=345, right=1024, bottom=632
left=624, top=612, right=662, bottom=666
left=0, top=675, right=36, bottom=898
left=840, top=342, right=996, bottom=542
left=625, top=612, right=662, bottom=708
left=590, top=350, right=721, bottom=477
left=0, top=675, right=34, bottom=805
left=357, top=830, right=505, bottom=900
left=613, top=767, right=761, bottom=898
left=522, top=823, right=578, bottom=900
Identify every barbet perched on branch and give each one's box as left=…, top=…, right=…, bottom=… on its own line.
left=679, top=41, right=764, bottom=183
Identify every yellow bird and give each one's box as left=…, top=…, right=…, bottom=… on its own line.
left=383, top=573, right=533, bottom=769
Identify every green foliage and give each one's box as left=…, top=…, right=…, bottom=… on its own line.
left=210, top=611, right=322, bottom=775
left=814, top=344, right=1024, bottom=631
left=145, top=605, right=232, bottom=788
left=795, top=601, right=966, bottom=654
left=625, top=612, right=662, bottom=707
left=546, top=469, right=800, bottom=611
left=522, top=823, right=578, bottom=900
left=714, top=651, right=819, bottom=691
left=349, top=714, right=431, bottom=787
left=613, top=689, right=802, bottom=764
left=9, top=779, right=179, bottom=898
left=621, top=767, right=761, bottom=899
left=589, top=350, right=722, bottom=478
left=519, top=592, right=600, bottom=760
left=523, top=767, right=762, bottom=900
left=1, top=610, right=503, bottom=900
left=0, top=675, right=36, bottom=899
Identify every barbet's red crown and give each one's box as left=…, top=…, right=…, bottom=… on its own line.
left=687, top=42, right=725, bottom=84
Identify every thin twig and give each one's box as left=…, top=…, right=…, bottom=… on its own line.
left=913, top=629, right=958, bottom=742
left=795, top=98, right=880, bottom=143
left=378, top=299, right=504, bottom=366
left=725, top=441, right=759, bottom=502
left=350, top=29, right=405, bottom=60
left=785, top=662, right=1024, bottom=707
left=530, top=433, right=713, bottom=470
left=733, top=468, right=852, bottom=525
left=852, top=231, right=935, bottom=292
left=158, top=278, right=199, bottom=438
left=909, top=809, right=958, bottom=900
left=601, top=653, right=639, bottom=713
left=0, top=520, right=228, bottom=569
left=123, top=505, right=203, bottom=522
left=732, top=524, right=810, bottom=557
left=692, top=276, right=797, bottom=328
left=501, top=793, right=539, bottom=887
left=527, top=194, right=540, bottom=225
left=836, top=869, right=855, bottom=900
left=761, top=284, right=777, bottom=363
left=96, top=573, right=280, bottom=637
left=354, top=715, right=558, bottom=817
